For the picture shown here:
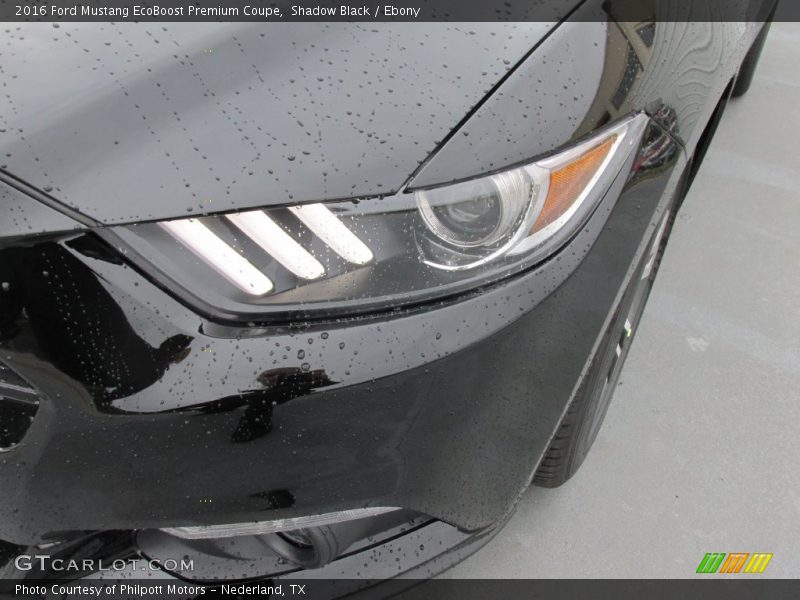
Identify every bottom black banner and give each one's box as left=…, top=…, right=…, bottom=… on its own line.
left=2, top=579, right=800, bottom=600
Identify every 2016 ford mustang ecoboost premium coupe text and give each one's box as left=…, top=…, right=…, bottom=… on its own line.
left=0, top=0, right=775, bottom=587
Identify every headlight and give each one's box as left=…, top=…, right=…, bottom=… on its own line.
left=415, top=166, right=546, bottom=269
left=110, top=114, right=647, bottom=320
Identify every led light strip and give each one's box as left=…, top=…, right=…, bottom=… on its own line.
left=161, top=219, right=273, bottom=296
left=226, top=211, right=325, bottom=280
left=162, top=507, right=402, bottom=540
left=288, top=203, right=374, bottom=265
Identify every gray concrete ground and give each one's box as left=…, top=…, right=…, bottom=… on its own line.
left=442, top=23, right=800, bottom=578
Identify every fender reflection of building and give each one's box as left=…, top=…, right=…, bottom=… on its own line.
left=578, top=13, right=679, bottom=175
left=578, top=18, right=659, bottom=133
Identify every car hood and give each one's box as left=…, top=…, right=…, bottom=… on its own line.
left=0, top=22, right=564, bottom=225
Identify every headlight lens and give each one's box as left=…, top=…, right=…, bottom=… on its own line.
left=111, top=114, right=647, bottom=320
left=416, top=166, right=546, bottom=268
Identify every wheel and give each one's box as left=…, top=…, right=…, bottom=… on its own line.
left=732, top=21, right=772, bottom=98
left=533, top=208, right=674, bottom=488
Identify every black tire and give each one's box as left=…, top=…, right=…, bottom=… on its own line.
left=533, top=208, right=675, bottom=488
left=732, top=21, right=772, bottom=98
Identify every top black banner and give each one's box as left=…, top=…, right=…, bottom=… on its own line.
left=0, top=0, right=797, bottom=22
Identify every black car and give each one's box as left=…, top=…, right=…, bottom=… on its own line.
left=0, top=1, right=775, bottom=589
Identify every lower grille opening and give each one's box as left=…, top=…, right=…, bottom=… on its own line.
left=138, top=509, right=429, bottom=582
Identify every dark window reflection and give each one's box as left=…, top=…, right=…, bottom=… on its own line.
left=171, top=367, right=335, bottom=443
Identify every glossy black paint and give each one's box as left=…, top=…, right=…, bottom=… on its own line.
left=0, top=119, right=684, bottom=545
left=413, top=3, right=760, bottom=188
left=0, top=22, right=560, bottom=225
left=0, top=4, right=763, bottom=227
left=0, top=182, right=82, bottom=240
left=0, top=8, right=762, bottom=579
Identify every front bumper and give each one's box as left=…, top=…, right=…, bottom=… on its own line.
left=1, top=118, right=684, bottom=578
